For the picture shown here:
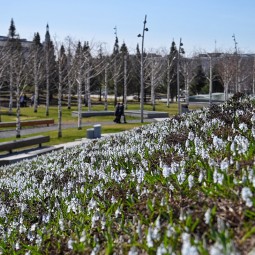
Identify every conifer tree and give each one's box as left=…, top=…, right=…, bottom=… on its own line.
left=44, top=24, right=56, bottom=116
left=31, top=32, right=43, bottom=112
left=7, top=18, right=21, bottom=113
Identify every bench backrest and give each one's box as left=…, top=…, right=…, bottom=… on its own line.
left=0, top=135, right=50, bottom=152
left=0, top=119, right=54, bottom=128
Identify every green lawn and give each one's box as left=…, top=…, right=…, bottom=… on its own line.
left=0, top=101, right=202, bottom=145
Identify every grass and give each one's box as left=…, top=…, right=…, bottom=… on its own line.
left=0, top=101, right=202, bottom=145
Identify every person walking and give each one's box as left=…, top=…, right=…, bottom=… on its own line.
left=119, top=103, right=127, bottom=123
left=114, top=102, right=121, bottom=123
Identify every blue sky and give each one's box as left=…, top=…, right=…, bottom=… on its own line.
left=0, top=0, right=254, bottom=54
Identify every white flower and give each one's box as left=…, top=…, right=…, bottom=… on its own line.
left=204, top=208, right=211, bottom=224
left=188, top=175, right=194, bottom=189
left=198, top=171, right=204, bottom=183
left=178, top=170, right=186, bottom=184
left=80, top=230, right=86, bottom=242
left=212, top=135, right=225, bottom=151
left=59, top=218, right=64, bottom=231
left=128, top=246, right=138, bottom=255
left=156, top=243, right=167, bottom=255
left=111, top=196, right=117, bottom=204
left=213, top=169, right=224, bottom=185
left=115, top=207, right=121, bottom=218
left=209, top=241, right=224, bottom=255
left=188, top=131, right=195, bottom=140
left=239, top=123, right=248, bottom=132
left=146, top=227, right=153, bottom=248
left=162, top=165, right=170, bottom=178
left=241, top=187, right=253, bottom=207
left=181, top=233, right=198, bottom=255
left=68, top=239, right=73, bottom=249
left=42, top=214, right=50, bottom=223
left=15, top=242, right=20, bottom=250
left=166, top=224, right=175, bottom=237
left=220, top=158, right=229, bottom=171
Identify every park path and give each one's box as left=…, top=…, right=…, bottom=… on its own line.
left=0, top=119, right=155, bottom=139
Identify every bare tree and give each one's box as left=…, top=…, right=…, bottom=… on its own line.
left=183, top=55, right=199, bottom=104
left=30, top=32, right=43, bottom=112
left=0, top=46, right=8, bottom=121
left=72, top=41, right=84, bottom=129
left=148, top=54, right=165, bottom=111
left=215, top=51, right=236, bottom=100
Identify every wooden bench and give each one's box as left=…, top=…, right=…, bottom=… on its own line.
left=0, top=135, right=50, bottom=153
left=0, top=119, right=54, bottom=128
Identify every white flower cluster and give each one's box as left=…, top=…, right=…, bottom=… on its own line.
left=0, top=96, right=254, bottom=253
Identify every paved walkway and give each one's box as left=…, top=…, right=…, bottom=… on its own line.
left=0, top=118, right=161, bottom=166
left=0, top=119, right=156, bottom=139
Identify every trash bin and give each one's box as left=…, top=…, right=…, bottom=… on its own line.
left=86, top=128, right=94, bottom=139
left=181, top=104, right=189, bottom=114
left=93, top=124, right=101, bottom=138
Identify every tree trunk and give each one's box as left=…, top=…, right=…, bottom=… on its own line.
left=87, top=68, right=91, bottom=111
left=166, top=59, right=171, bottom=108
left=16, top=82, right=21, bottom=138
left=104, top=64, right=108, bottom=111
left=67, top=76, right=72, bottom=109
left=114, top=58, right=118, bottom=106
left=123, top=55, right=127, bottom=109
left=9, top=59, right=13, bottom=113
left=58, top=62, right=62, bottom=138
left=151, top=64, right=156, bottom=111
left=77, top=66, right=82, bottom=130
left=45, top=50, right=50, bottom=116
left=33, top=57, right=39, bottom=113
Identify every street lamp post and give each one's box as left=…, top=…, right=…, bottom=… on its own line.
left=138, top=15, right=148, bottom=123
left=177, top=38, right=184, bottom=114
left=206, top=53, right=212, bottom=106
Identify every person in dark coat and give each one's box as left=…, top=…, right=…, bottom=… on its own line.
left=119, top=103, right=127, bottom=123
left=114, top=102, right=121, bottom=123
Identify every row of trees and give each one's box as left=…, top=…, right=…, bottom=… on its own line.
left=1, top=19, right=255, bottom=137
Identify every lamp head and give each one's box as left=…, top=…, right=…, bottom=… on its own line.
left=145, top=28, right=149, bottom=32
left=137, top=34, right=142, bottom=37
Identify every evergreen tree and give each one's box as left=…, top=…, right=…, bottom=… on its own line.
left=120, top=42, right=129, bottom=106
left=8, top=18, right=16, bottom=39
left=129, top=44, right=141, bottom=98
left=113, top=36, right=119, bottom=55
left=57, top=44, right=68, bottom=138
left=212, top=63, right=224, bottom=92
left=43, top=24, right=57, bottom=116
left=189, top=64, right=208, bottom=95
left=31, top=32, right=43, bottom=112
left=6, top=19, right=22, bottom=113
left=168, top=40, right=178, bottom=102
left=112, top=35, right=121, bottom=105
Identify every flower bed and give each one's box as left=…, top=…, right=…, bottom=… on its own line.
left=0, top=93, right=255, bottom=254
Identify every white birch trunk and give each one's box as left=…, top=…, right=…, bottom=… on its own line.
left=104, top=64, right=108, bottom=111
left=67, top=75, right=72, bottom=109
left=87, top=67, right=91, bottom=111
left=58, top=61, right=62, bottom=138
left=33, top=51, right=39, bottom=112
left=151, top=65, right=156, bottom=111
left=123, top=54, right=127, bottom=109
left=166, top=60, right=170, bottom=107
left=45, top=50, right=50, bottom=116
left=77, top=54, right=82, bottom=129
left=9, top=58, right=13, bottom=113
left=114, top=58, right=118, bottom=105
left=16, top=80, right=21, bottom=138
